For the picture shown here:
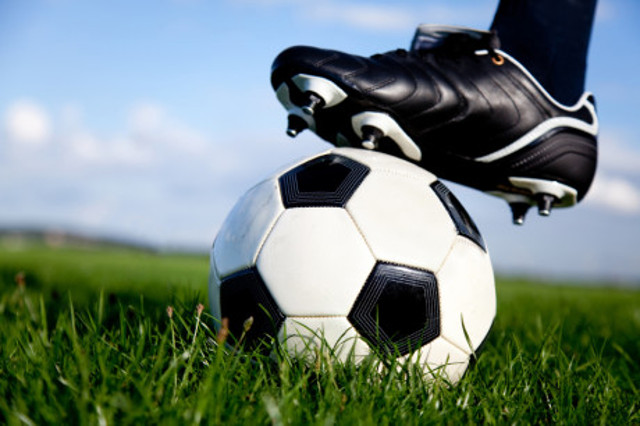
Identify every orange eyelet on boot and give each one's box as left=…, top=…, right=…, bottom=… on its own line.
left=491, top=54, right=505, bottom=66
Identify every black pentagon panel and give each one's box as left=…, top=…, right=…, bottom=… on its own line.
left=431, top=181, right=486, bottom=251
left=348, top=262, right=440, bottom=356
left=220, top=267, right=285, bottom=349
left=279, top=154, right=370, bottom=208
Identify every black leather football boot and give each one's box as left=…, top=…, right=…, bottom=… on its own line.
left=270, top=25, right=598, bottom=225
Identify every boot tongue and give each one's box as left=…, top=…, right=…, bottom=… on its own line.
left=410, top=24, right=500, bottom=52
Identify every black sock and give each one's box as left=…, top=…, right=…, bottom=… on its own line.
left=491, top=0, right=598, bottom=105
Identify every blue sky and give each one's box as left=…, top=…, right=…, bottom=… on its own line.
left=1, top=0, right=639, bottom=282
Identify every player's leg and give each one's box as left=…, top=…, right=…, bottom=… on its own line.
left=270, top=1, right=599, bottom=225
left=491, top=0, right=598, bottom=105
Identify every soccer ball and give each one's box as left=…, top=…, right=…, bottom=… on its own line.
left=209, top=148, right=495, bottom=384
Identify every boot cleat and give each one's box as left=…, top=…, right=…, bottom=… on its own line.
left=275, top=83, right=316, bottom=135
left=290, top=74, right=348, bottom=112
left=507, top=177, right=577, bottom=210
left=488, top=192, right=533, bottom=225
left=286, top=114, right=309, bottom=138
left=351, top=112, right=422, bottom=161
left=536, top=194, right=556, bottom=217
left=300, top=92, right=324, bottom=116
left=271, top=25, right=598, bottom=224
left=360, top=125, right=383, bottom=150
left=508, top=202, right=532, bottom=226
left=489, top=177, right=578, bottom=223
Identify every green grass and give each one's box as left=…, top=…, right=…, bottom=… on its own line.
left=1, top=243, right=639, bottom=425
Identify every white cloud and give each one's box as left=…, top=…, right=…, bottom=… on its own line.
left=32, top=101, right=213, bottom=169
left=582, top=129, right=640, bottom=215
left=128, top=102, right=208, bottom=156
left=3, top=100, right=52, bottom=146
left=57, top=106, right=155, bottom=167
left=308, top=3, right=415, bottom=31
left=585, top=174, right=640, bottom=215
left=75, top=198, right=116, bottom=227
left=0, top=97, right=250, bottom=246
left=597, top=130, right=640, bottom=175
left=67, top=130, right=104, bottom=161
left=130, top=103, right=165, bottom=136
left=236, top=0, right=496, bottom=33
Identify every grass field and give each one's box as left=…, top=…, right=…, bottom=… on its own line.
left=1, top=242, right=639, bottom=425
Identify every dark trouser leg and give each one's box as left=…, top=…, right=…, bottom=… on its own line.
left=491, top=0, right=598, bottom=105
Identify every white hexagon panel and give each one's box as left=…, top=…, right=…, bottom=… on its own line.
left=437, top=236, right=496, bottom=352
left=400, top=337, right=472, bottom=384
left=279, top=316, right=371, bottom=363
left=346, top=167, right=458, bottom=271
left=425, top=338, right=471, bottom=384
left=213, top=178, right=284, bottom=277
left=257, top=207, right=375, bottom=316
